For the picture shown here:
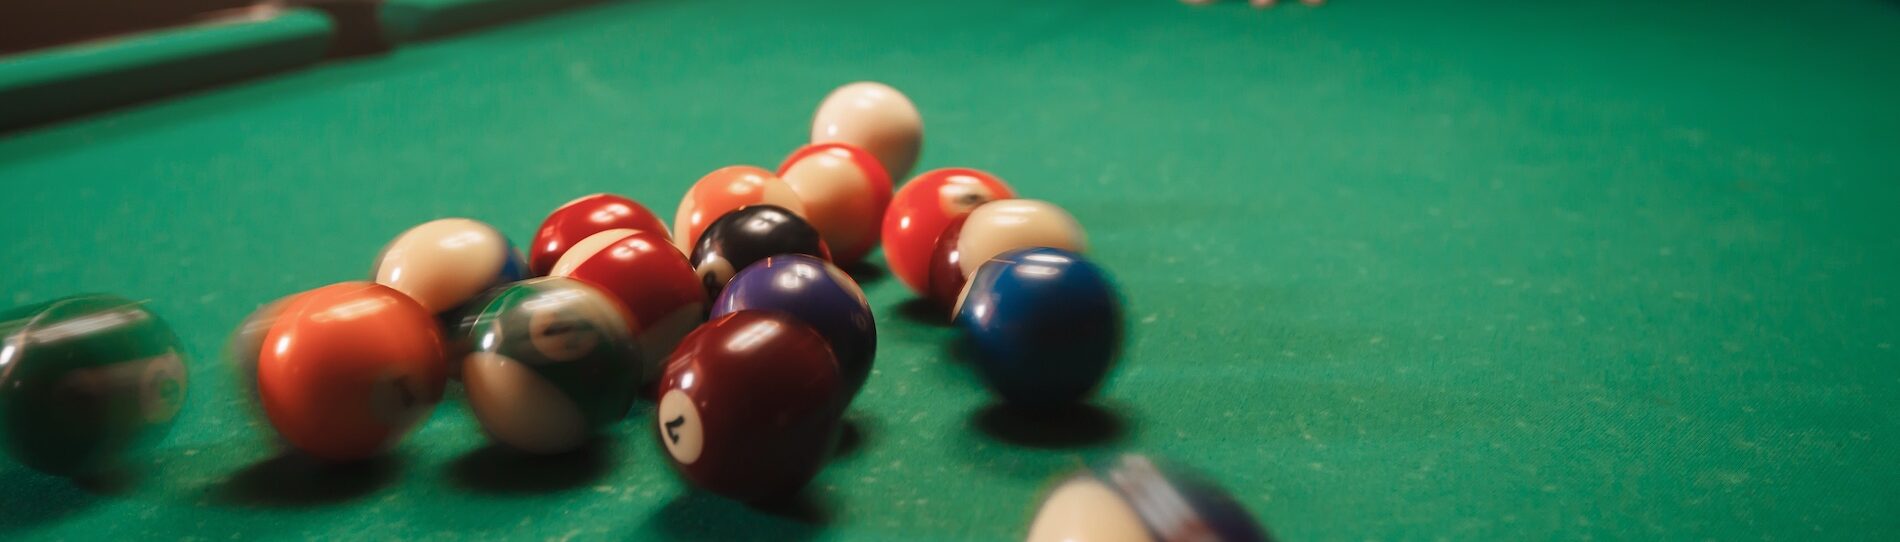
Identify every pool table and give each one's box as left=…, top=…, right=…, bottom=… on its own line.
left=2, top=0, right=1897, bottom=539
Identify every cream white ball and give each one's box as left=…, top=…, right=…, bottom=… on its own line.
left=810, top=82, right=924, bottom=180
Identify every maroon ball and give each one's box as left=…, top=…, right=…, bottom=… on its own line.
left=655, top=311, right=844, bottom=502
left=926, top=213, right=972, bottom=310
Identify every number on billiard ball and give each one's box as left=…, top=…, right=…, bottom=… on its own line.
left=690, top=205, right=831, bottom=301
left=550, top=228, right=704, bottom=388
left=655, top=311, right=844, bottom=502
left=0, top=295, right=189, bottom=477
left=463, top=278, right=642, bottom=454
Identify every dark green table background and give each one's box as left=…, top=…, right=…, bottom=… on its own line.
left=2, top=0, right=1898, bottom=539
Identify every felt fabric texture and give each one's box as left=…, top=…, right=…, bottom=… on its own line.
left=0, top=0, right=1896, bottom=539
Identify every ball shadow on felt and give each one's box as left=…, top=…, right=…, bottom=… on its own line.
left=446, top=437, right=614, bottom=493
left=829, top=412, right=881, bottom=461
left=650, top=488, right=831, bottom=541
left=0, top=466, right=124, bottom=533
left=209, top=452, right=402, bottom=507
left=839, top=260, right=888, bottom=286
left=892, top=298, right=953, bottom=327
left=970, top=402, right=1129, bottom=449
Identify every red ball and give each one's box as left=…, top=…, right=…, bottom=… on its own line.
left=255, top=282, right=448, bottom=461
left=882, top=168, right=1016, bottom=295
left=928, top=199, right=1088, bottom=310
left=655, top=311, right=844, bottom=502
left=926, top=213, right=972, bottom=310
left=777, top=142, right=893, bottom=264
left=673, top=166, right=808, bottom=255
left=530, top=193, right=670, bottom=277
left=550, top=228, right=706, bottom=389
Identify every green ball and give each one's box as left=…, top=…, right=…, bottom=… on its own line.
left=0, top=295, right=188, bottom=477
left=462, top=278, right=640, bottom=454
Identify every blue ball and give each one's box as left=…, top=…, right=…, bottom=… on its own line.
left=710, top=254, right=876, bottom=397
left=954, top=247, right=1120, bottom=408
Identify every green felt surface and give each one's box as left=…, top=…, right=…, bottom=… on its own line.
left=2, top=0, right=1899, bottom=539
left=0, top=9, right=332, bottom=131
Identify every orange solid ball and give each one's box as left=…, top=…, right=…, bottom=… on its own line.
left=673, top=166, right=808, bottom=255
left=256, top=282, right=448, bottom=462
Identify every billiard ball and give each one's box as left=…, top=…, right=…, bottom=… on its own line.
left=925, top=214, right=974, bottom=309
left=1027, top=454, right=1270, bottom=542
left=882, top=168, right=1017, bottom=295
left=0, top=295, right=188, bottom=477
left=776, top=142, right=893, bottom=263
left=437, top=285, right=508, bottom=379
left=928, top=199, right=1088, bottom=308
left=709, top=254, right=874, bottom=398
left=529, top=193, right=670, bottom=277
left=550, top=228, right=704, bottom=386
left=810, top=82, right=923, bottom=179
left=673, top=166, right=808, bottom=254
left=954, top=248, right=1120, bottom=408
left=372, top=218, right=527, bottom=313
left=230, top=296, right=289, bottom=401
left=656, top=311, right=844, bottom=502
left=253, top=282, right=447, bottom=461
left=463, top=278, right=641, bottom=454
left=690, top=205, right=831, bottom=300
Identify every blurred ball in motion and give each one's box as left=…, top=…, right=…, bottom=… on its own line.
left=464, top=278, right=641, bottom=454
left=1029, top=454, right=1271, bottom=542
left=0, top=295, right=188, bottom=478
left=250, top=282, right=447, bottom=462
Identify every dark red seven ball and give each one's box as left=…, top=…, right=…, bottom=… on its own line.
left=655, top=311, right=844, bottom=502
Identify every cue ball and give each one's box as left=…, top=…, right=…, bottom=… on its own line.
left=1029, top=454, right=1271, bottom=542
left=551, top=228, right=705, bottom=387
left=464, top=278, right=641, bottom=454
left=530, top=193, right=670, bottom=277
left=928, top=199, right=1087, bottom=308
left=709, top=254, right=875, bottom=398
left=656, top=311, right=844, bottom=502
left=690, top=205, right=831, bottom=300
left=882, top=167, right=1017, bottom=296
left=372, top=218, right=526, bottom=313
left=954, top=248, right=1120, bottom=408
left=810, top=82, right=923, bottom=179
left=673, top=166, right=808, bottom=254
left=776, top=142, right=893, bottom=263
left=0, top=295, right=188, bottom=477
left=254, top=282, right=447, bottom=461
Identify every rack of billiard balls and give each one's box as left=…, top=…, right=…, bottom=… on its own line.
left=0, top=81, right=1268, bottom=540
